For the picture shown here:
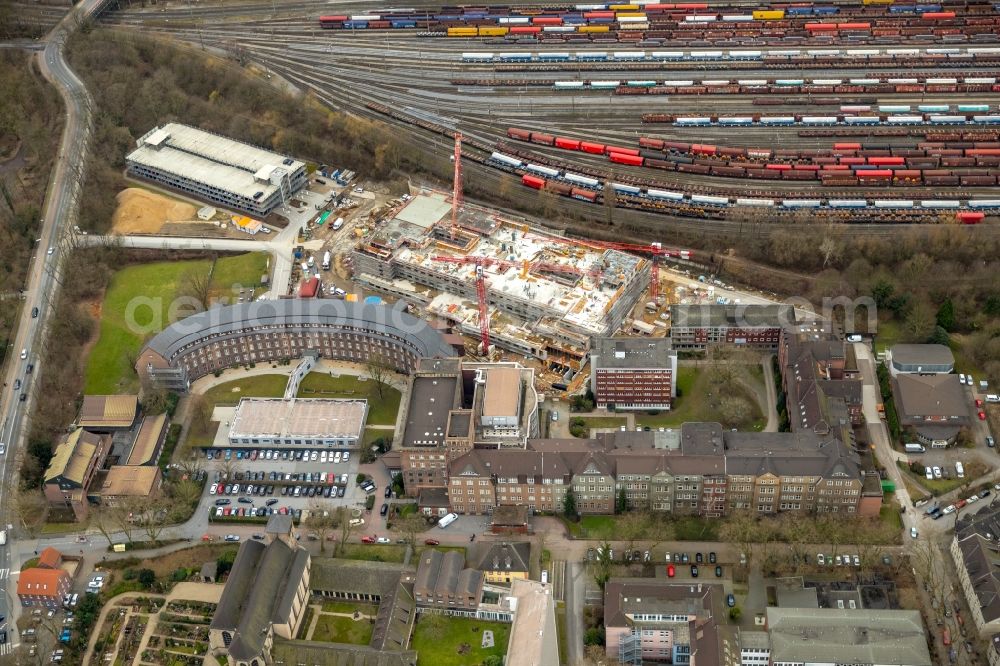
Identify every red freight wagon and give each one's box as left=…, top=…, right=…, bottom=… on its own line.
left=571, top=188, right=597, bottom=202
left=531, top=133, right=556, bottom=145
left=857, top=170, right=893, bottom=179
left=510, top=26, right=542, bottom=33
left=522, top=174, right=545, bottom=189
left=840, top=157, right=867, bottom=165
left=507, top=128, right=531, bottom=141
left=605, top=146, right=641, bottom=156
left=584, top=11, right=615, bottom=18
left=837, top=22, right=871, bottom=29
left=805, top=22, right=838, bottom=30
left=639, top=137, right=666, bottom=149
left=765, top=163, right=792, bottom=170
left=580, top=142, right=606, bottom=154
left=609, top=152, right=644, bottom=166
left=922, top=11, right=957, bottom=18
left=555, top=137, right=582, bottom=150
left=958, top=212, right=985, bottom=224
left=532, top=16, right=563, bottom=24
left=691, top=144, right=717, bottom=155
left=868, top=157, right=905, bottom=166
left=833, top=142, right=862, bottom=150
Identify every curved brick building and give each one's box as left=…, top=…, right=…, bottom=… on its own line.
left=136, top=300, right=458, bottom=391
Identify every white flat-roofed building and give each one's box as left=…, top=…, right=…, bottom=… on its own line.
left=228, top=398, right=367, bottom=448
left=126, top=123, right=307, bottom=216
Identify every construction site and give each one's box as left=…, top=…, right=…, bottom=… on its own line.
left=351, top=187, right=653, bottom=375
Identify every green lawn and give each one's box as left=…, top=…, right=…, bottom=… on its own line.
left=210, top=253, right=269, bottom=297
left=311, top=614, right=374, bottom=645
left=880, top=504, right=904, bottom=532
left=200, top=373, right=402, bottom=426
left=335, top=543, right=408, bottom=563
left=634, top=365, right=765, bottom=430
left=873, top=317, right=903, bottom=353
left=364, top=428, right=394, bottom=448
left=572, top=417, right=627, bottom=434
left=83, top=253, right=269, bottom=394
left=897, top=460, right=986, bottom=497
left=320, top=601, right=379, bottom=615
left=569, top=513, right=720, bottom=542
left=410, top=616, right=510, bottom=666
left=299, top=373, right=402, bottom=425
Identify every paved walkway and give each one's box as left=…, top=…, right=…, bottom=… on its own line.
left=760, top=355, right=779, bottom=432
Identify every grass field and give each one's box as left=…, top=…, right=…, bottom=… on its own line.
left=410, top=616, right=510, bottom=666
left=633, top=365, right=765, bottom=430
left=201, top=373, right=402, bottom=425
left=567, top=513, right=720, bottom=542
left=364, top=428, right=394, bottom=448
left=572, top=416, right=627, bottom=435
left=321, top=601, right=378, bottom=615
left=311, top=614, right=374, bottom=645
left=83, top=253, right=269, bottom=394
left=335, top=543, right=408, bottom=563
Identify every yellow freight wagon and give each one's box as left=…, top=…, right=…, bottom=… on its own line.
left=615, top=12, right=647, bottom=18
left=478, top=26, right=509, bottom=36
left=617, top=22, right=649, bottom=28
left=609, top=3, right=640, bottom=10
left=579, top=24, right=611, bottom=32
left=862, top=0, right=893, bottom=4
left=447, top=27, right=479, bottom=36
left=752, top=9, right=785, bottom=19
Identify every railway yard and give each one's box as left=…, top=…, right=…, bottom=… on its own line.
left=99, top=0, right=1000, bottom=232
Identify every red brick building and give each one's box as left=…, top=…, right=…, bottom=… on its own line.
left=669, top=304, right=794, bottom=351
left=590, top=338, right=677, bottom=410
left=17, top=567, right=71, bottom=608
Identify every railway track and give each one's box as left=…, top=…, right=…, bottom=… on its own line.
left=100, top=0, right=1000, bottom=228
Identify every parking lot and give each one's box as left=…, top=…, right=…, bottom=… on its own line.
left=200, top=447, right=373, bottom=521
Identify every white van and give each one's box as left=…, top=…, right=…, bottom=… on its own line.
left=904, top=443, right=926, bottom=454
left=437, top=513, right=458, bottom=529
left=987, top=394, right=1000, bottom=404
left=956, top=462, right=966, bottom=478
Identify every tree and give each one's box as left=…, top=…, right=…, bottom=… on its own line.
left=188, top=394, right=214, bottom=435
left=729, top=606, right=742, bottom=621
left=139, top=374, right=170, bottom=415
left=419, top=611, right=448, bottom=640
left=305, top=503, right=337, bottom=553
left=719, top=512, right=759, bottom=566
left=936, top=298, right=956, bottom=332
left=583, top=627, right=606, bottom=646
left=819, top=237, right=842, bottom=268
left=904, top=299, right=935, bottom=341
left=563, top=486, right=578, bottom=521
left=928, top=325, right=950, bottom=346
left=365, top=353, right=394, bottom=400
left=483, top=656, right=504, bottom=666
left=178, top=268, right=211, bottom=311
left=10, top=488, right=48, bottom=537
left=89, top=506, right=118, bottom=548
left=137, top=569, right=156, bottom=588
left=395, top=513, right=428, bottom=546
left=334, top=506, right=357, bottom=556
left=594, top=541, right=613, bottom=589
left=615, top=487, right=629, bottom=514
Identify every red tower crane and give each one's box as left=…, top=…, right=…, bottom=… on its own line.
left=431, top=255, right=517, bottom=354
left=451, top=132, right=463, bottom=239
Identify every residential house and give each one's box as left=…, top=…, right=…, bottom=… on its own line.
left=17, top=568, right=72, bottom=608
left=470, top=542, right=531, bottom=585
left=951, top=505, right=1000, bottom=635
left=778, top=329, right=863, bottom=434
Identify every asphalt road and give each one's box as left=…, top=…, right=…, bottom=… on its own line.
left=0, top=0, right=104, bottom=649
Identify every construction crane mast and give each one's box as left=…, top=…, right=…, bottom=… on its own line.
left=451, top=132, right=463, bottom=238
left=432, top=255, right=517, bottom=355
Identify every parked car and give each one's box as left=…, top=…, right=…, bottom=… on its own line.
left=361, top=536, right=376, bottom=544
left=818, top=554, right=826, bottom=565
left=690, top=565, right=699, bottom=577
left=224, top=534, right=240, bottom=542
left=715, top=565, right=723, bottom=577
left=910, top=527, right=919, bottom=539
left=667, top=564, right=675, bottom=578
left=727, top=594, right=736, bottom=608
left=376, top=537, right=391, bottom=544
left=380, top=504, right=389, bottom=516
left=709, top=552, right=717, bottom=564
left=424, top=539, right=440, bottom=546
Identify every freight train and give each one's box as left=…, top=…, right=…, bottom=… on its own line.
left=460, top=46, right=1000, bottom=61
left=505, top=129, right=1000, bottom=186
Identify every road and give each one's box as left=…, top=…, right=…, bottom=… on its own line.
left=0, top=0, right=105, bottom=649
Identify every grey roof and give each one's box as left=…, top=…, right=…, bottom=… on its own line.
left=604, top=579, right=716, bottom=628
left=765, top=607, right=931, bottom=666
left=890, top=343, right=955, bottom=368
left=210, top=538, right=310, bottom=661
left=413, top=550, right=484, bottom=603
left=311, top=558, right=411, bottom=597
left=271, top=640, right=417, bottom=666
left=725, top=430, right=861, bottom=479
left=401, top=376, right=458, bottom=448
left=142, top=300, right=457, bottom=363
left=591, top=337, right=676, bottom=369
left=670, top=303, right=794, bottom=329
left=266, top=513, right=293, bottom=536
left=893, top=374, right=969, bottom=421
left=956, top=505, right=1000, bottom=624
left=471, top=542, right=531, bottom=573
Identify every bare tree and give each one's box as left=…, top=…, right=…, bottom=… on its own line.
left=334, top=507, right=357, bottom=555
left=89, top=506, right=119, bottom=549
left=819, top=237, right=842, bottom=268
left=719, top=511, right=760, bottom=566
left=365, top=353, right=394, bottom=400
left=178, top=268, right=212, bottom=311
left=10, top=488, right=48, bottom=538
left=395, top=513, right=428, bottom=547
left=109, top=502, right=137, bottom=544
left=305, top=503, right=337, bottom=553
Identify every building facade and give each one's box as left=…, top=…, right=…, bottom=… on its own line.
left=413, top=550, right=485, bottom=617
left=126, top=123, right=307, bottom=217
left=951, top=507, right=1000, bottom=635
left=447, top=425, right=873, bottom=518
left=669, top=304, right=794, bottom=351
left=778, top=329, right=863, bottom=434
left=590, top=337, right=678, bottom=410
left=136, top=300, right=459, bottom=391
left=17, top=568, right=72, bottom=608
